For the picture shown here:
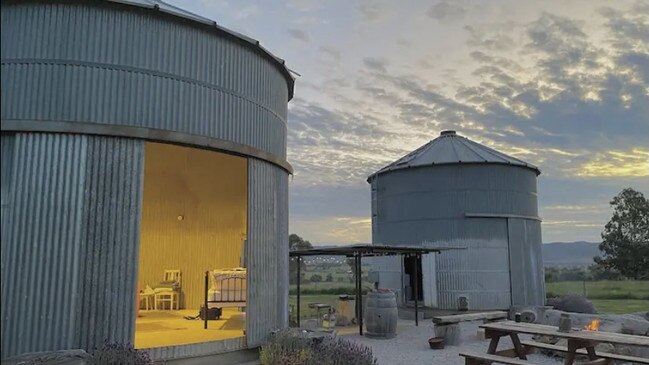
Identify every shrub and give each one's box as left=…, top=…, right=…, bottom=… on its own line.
left=90, top=342, right=152, bottom=365
left=260, top=330, right=377, bottom=365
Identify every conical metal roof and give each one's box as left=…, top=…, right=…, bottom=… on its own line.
left=368, top=130, right=540, bottom=181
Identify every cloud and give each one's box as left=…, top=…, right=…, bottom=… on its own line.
left=426, top=1, right=466, bottom=21
left=287, top=28, right=310, bottom=42
left=320, top=46, right=341, bottom=60
left=290, top=216, right=371, bottom=244
left=233, top=4, right=258, bottom=20
left=576, top=149, right=649, bottom=177
left=465, top=25, right=516, bottom=51
left=357, top=0, right=386, bottom=23
left=362, top=57, right=389, bottom=73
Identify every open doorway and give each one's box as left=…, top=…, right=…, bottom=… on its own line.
left=404, top=256, right=423, bottom=301
left=134, top=142, right=248, bottom=348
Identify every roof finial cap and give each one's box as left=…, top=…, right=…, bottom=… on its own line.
left=440, top=130, right=456, bottom=136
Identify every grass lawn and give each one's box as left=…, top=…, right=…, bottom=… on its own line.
left=545, top=280, right=649, bottom=300
left=591, top=299, right=649, bottom=314
left=288, top=294, right=345, bottom=321
left=546, top=280, right=649, bottom=314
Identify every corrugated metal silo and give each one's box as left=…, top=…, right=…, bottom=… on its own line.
left=1, top=0, right=293, bottom=360
left=368, top=131, right=544, bottom=310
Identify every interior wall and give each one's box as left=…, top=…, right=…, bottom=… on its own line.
left=138, top=142, right=247, bottom=309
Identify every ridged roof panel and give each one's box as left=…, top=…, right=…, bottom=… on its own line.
left=368, top=130, right=540, bottom=180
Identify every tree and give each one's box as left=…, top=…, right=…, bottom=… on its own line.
left=325, top=273, right=334, bottom=282
left=289, top=234, right=313, bottom=284
left=289, top=233, right=313, bottom=251
left=310, top=274, right=322, bottom=283
left=594, top=188, right=649, bottom=279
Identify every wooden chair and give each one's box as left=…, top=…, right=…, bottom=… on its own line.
left=154, top=270, right=181, bottom=310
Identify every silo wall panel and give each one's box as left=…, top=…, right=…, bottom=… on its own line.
left=371, top=256, right=403, bottom=302
left=0, top=133, right=144, bottom=358
left=508, top=218, right=545, bottom=306
left=247, top=159, right=289, bottom=347
left=371, top=165, right=538, bottom=222
left=1, top=1, right=289, bottom=158
left=76, top=136, right=144, bottom=350
left=1, top=133, right=88, bottom=357
left=432, top=232, right=511, bottom=310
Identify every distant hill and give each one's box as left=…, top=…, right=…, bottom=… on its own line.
left=542, top=241, right=601, bottom=267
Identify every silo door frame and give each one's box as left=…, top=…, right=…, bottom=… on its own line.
left=403, top=255, right=423, bottom=302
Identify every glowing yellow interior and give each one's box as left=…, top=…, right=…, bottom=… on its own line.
left=135, top=142, right=247, bottom=348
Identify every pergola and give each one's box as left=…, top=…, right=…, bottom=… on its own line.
left=289, top=244, right=459, bottom=335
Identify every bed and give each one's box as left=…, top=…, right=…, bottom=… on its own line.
left=204, top=268, right=247, bottom=310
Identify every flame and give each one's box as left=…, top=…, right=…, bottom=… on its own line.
left=584, top=319, right=600, bottom=331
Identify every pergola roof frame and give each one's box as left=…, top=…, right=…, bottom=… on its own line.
left=289, top=244, right=464, bottom=335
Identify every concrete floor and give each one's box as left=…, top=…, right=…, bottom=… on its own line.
left=134, top=308, right=245, bottom=348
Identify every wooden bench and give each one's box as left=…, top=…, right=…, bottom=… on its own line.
left=522, top=340, right=649, bottom=364
left=433, top=311, right=509, bottom=325
left=433, top=311, right=508, bottom=345
left=459, top=351, right=538, bottom=365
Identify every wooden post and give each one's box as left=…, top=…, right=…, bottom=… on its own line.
left=204, top=271, right=209, bottom=329
left=297, top=256, right=301, bottom=327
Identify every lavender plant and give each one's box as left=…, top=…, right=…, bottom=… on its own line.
left=260, top=330, right=377, bottom=365
left=314, top=337, right=377, bottom=365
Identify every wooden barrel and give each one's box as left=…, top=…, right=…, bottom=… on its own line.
left=364, top=290, right=398, bottom=339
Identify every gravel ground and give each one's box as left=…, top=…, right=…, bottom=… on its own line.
left=342, top=320, right=566, bottom=365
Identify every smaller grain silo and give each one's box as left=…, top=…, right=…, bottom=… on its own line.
left=368, top=131, right=544, bottom=310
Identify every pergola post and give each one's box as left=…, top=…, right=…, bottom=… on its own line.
left=414, top=253, right=419, bottom=326
left=355, top=253, right=363, bottom=335
left=296, top=256, right=301, bottom=327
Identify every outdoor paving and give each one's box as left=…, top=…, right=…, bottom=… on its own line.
left=342, top=320, right=566, bottom=365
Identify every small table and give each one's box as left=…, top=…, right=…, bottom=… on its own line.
left=480, top=321, right=649, bottom=365
left=154, top=291, right=179, bottom=310
left=140, top=292, right=153, bottom=310
left=308, top=303, right=332, bottom=326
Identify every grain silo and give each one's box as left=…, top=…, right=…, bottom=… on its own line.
left=368, top=131, right=544, bottom=311
left=1, top=0, right=292, bottom=361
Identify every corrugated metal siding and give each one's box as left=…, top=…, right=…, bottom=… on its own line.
left=372, top=164, right=543, bottom=310
left=508, top=218, right=545, bottom=306
left=145, top=336, right=246, bottom=361
left=246, top=159, right=288, bottom=347
left=1, top=133, right=88, bottom=357
left=0, top=133, right=14, bottom=242
left=0, top=133, right=144, bottom=358
left=433, top=235, right=511, bottom=310
left=1, top=1, right=289, bottom=158
left=76, top=135, right=144, bottom=350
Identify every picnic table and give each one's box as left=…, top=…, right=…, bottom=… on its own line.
left=469, top=320, right=649, bottom=365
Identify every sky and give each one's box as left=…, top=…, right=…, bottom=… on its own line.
left=168, top=0, right=649, bottom=245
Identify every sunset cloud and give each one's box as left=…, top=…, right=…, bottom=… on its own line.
left=170, top=0, right=649, bottom=243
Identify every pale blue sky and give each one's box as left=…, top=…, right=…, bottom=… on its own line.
left=168, top=0, right=649, bottom=244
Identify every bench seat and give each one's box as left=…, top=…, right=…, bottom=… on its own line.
left=521, top=340, right=649, bottom=364
left=433, top=311, right=508, bottom=325
left=459, top=351, right=538, bottom=365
